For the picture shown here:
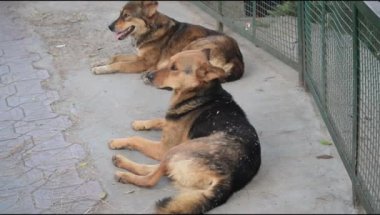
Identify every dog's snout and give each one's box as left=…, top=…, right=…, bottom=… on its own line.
left=146, top=71, right=155, bottom=81
left=108, top=20, right=116, bottom=32
left=142, top=71, right=156, bottom=85
left=108, top=24, right=114, bottom=31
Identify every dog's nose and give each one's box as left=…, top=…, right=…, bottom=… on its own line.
left=146, top=71, right=155, bottom=81
left=142, top=71, right=156, bottom=84
left=108, top=24, right=114, bottom=31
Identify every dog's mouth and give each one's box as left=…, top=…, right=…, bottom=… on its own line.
left=159, top=87, right=173, bottom=91
left=116, top=26, right=135, bottom=40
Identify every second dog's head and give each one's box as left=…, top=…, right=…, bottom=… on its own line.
left=108, top=1, right=158, bottom=40
left=142, top=49, right=225, bottom=92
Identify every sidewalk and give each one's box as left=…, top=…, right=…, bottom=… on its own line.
left=0, top=2, right=103, bottom=213
left=0, top=1, right=358, bottom=214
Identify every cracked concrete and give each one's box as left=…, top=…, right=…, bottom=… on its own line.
left=0, top=1, right=360, bottom=214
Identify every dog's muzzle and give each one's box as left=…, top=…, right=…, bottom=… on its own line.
left=141, top=71, right=156, bottom=85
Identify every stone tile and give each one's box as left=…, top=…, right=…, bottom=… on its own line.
left=0, top=135, right=33, bottom=160
left=20, top=101, right=57, bottom=121
left=14, top=79, right=45, bottom=96
left=14, top=116, right=72, bottom=143
left=0, top=107, right=24, bottom=121
left=6, top=90, right=59, bottom=107
left=41, top=168, right=85, bottom=189
left=33, top=181, right=103, bottom=211
left=0, top=121, right=19, bottom=141
left=0, top=191, right=38, bottom=214
left=30, top=134, right=71, bottom=152
left=24, top=144, right=85, bottom=171
left=0, top=65, right=10, bottom=76
left=0, top=84, right=16, bottom=97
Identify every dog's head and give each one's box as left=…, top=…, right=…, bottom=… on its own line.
left=142, top=49, right=225, bottom=92
left=108, top=1, right=158, bottom=40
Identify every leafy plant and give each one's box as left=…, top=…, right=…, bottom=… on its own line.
left=268, top=1, right=297, bottom=17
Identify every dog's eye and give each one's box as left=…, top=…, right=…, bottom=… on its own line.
left=171, top=64, right=177, bottom=70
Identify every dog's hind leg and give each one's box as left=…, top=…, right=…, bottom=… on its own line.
left=113, top=154, right=158, bottom=175
left=132, top=118, right=166, bottom=131
left=115, top=164, right=165, bottom=187
left=108, top=136, right=164, bottom=160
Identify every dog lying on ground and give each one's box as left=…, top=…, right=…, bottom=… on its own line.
left=92, top=1, right=245, bottom=82
left=108, top=49, right=261, bottom=214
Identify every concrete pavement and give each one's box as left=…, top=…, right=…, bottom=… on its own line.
left=0, top=1, right=359, bottom=214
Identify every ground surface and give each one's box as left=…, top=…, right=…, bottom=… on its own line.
left=0, top=1, right=359, bottom=214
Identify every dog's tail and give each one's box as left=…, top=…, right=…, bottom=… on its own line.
left=156, top=180, right=232, bottom=214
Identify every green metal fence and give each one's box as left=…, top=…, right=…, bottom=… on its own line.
left=193, top=1, right=380, bottom=213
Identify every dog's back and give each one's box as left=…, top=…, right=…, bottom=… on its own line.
left=189, top=82, right=261, bottom=190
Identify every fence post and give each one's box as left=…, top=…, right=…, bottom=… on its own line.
left=251, top=1, right=256, bottom=42
left=321, top=2, right=327, bottom=107
left=297, top=1, right=306, bottom=89
left=217, top=1, right=224, bottom=32
left=351, top=2, right=360, bottom=208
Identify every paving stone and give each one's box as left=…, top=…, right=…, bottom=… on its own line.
left=0, top=121, right=19, bottom=141
left=0, top=65, right=10, bottom=76
left=0, top=167, right=45, bottom=191
left=14, top=79, right=45, bottom=96
left=0, top=98, right=9, bottom=111
left=30, top=134, right=71, bottom=152
left=0, top=63, right=45, bottom=84
left=0, top=136, right=33, bottom=160
left=0, top=191, right=38, bottom=214
left=0, top=107, right=24, bottom=121
left=0, top=41, right=30, bottom=59
left=6, top=90, right=59, bottom=107
left=20, top=101, right=57, bottom=121
left=41, top=168, right=85, bottom=189
left=24, top=144, right=84, bottom=171
left=33, top=181, right=103, bottom=211
left=0, top=84, right=16, bottom=97
left=14, top=116, right=72, bottom=140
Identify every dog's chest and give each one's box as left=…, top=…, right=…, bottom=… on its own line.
left=162, top=114, right=198, bottom=149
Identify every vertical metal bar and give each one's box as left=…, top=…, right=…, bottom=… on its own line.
left=351, top=2, right=360, bottom=208
left=217, top=1, right=224, bottom=32
left=251, top=1, right=256, bottom=42
left=321, top=2, right=327, bottom=107
left=297, top=1, right=306, bottom=89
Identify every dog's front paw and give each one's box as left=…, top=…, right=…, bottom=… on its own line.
left=112, top=154, right=124, bottom=168
left=132, top=120, right=149, bottom=131
left=108, top=138, right=135, bottom=150
left=114, top=171, right=133, bottom=184
left=108, top=139, right=124, bottom=150
left=92, top=65, right=113, bottom=75
left=114, top=171, right=125, bottom=183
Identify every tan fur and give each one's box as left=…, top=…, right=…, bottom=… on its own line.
left=109, top=50, right=255, bottom=214
left=92, top=1, right=244, bottom=82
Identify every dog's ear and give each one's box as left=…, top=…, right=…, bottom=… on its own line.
left=198, top=63, right=225, bottom=82
left=201, top=48, right=211, bottom=61
left=141, top=1, right=158, bottom=18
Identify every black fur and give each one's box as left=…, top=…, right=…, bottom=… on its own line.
left=163, top=80, right=261, bottom=213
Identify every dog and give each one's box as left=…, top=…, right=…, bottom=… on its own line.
left=92, top=1, right=245, bottom=82
left=108, top=49, right=261, bottom=214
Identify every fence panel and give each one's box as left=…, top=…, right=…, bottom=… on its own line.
left=193, top=1, right=380, bottom=213
left=194, top=1, right=300, bottom=70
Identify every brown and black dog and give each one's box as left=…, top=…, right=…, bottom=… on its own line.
left=92, top=1, right=245, bottom=82
left=108, top=49, right=261, bottom=214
